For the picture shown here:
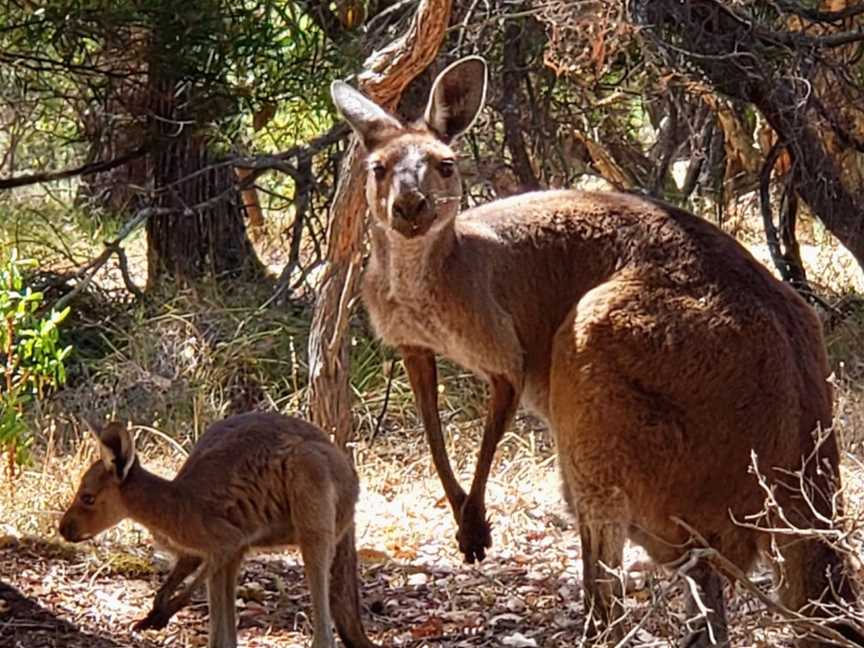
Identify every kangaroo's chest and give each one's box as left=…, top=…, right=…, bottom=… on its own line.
left=362, top=268, right=524, bottom=384
left=365, top=279, right=463, bottom=355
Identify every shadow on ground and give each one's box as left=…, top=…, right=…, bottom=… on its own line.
left=0, top=579, right=164, bottom=648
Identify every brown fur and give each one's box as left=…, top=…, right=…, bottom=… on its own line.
left=59, top=413, right=378, bottom=648
left=332, top=57, right=862, bottom=645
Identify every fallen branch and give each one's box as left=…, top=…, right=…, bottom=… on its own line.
left=672, top=518, right=864, bottom=648
left=52, top=206, right=163, bottom=312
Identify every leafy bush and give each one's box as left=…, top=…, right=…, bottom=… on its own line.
left=1, top=250, right=72, bottom=472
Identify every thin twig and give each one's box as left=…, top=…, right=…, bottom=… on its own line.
left=369, top=358, right=396, bottom=443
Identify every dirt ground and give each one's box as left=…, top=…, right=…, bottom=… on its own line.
left=4, top=413, right=848, bottom=648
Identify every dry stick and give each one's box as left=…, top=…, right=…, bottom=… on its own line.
left=52, top=206, right=162, bottom=313
left=732, top=448, right=853, bottom=553
left=671, top=517, right=863, bottom=648
left=610, top=552, right=699, bottom=648
left=162, top=123, right=350, bottom=194
left=370, top=359, right=396, bottom=443
left=52, top=186, right=227, bottom=312
left=115, top=246, right=144, bottom=300
left=0, top=145, right=149, bottom=190
left=133, top=425, right=188, bottom=459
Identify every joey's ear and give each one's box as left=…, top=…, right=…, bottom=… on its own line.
left=424, top=56, right=487, bottom=143
left=96, top=421, right=136, bottom=482
left=331, top=81, right=402, bottom=150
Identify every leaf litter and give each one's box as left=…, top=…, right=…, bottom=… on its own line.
left=3, top=414, right=863, bottom=646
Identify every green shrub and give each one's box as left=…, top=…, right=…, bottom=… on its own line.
left=1, top=250, right=72, bottom=473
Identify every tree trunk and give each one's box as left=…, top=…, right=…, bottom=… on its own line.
left=501, top=15, right=541, bottom=192
left=76, top=26, right=150, bottom=214
left=145, top=83, right=261, bottom=287
left=307, top=0, right=454, bottom=447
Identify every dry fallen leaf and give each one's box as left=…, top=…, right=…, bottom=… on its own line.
left=409, top=615, right=445, bottom=639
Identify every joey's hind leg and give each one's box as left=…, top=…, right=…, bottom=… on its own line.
left=329, top=526, right=380, bottom=648
left=294, top=485, right=338, bottom=648
left=300, top=530, right=337, bottom=648
left=207, top=554, right=243, bottom=648
left=679, top=557, right=729, bottom=648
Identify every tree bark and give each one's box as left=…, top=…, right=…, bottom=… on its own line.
left=307, top=0, right=454, bottom=447
left=145, top=81, right=261, bottom=286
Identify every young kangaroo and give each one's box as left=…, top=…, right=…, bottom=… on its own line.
left=59, top=412, right=379, bottom=648
left=331, top=57, right=862, bottom=645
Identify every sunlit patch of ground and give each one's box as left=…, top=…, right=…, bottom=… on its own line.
left=4, top=403, right=862, bottom=646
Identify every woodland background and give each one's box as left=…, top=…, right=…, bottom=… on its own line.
left=1, top=1, right=864, bottom=647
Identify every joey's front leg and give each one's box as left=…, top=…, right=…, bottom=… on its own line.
left=134, top=555, right=205, bottom=632
left=458, top=375, right=519, bottom=563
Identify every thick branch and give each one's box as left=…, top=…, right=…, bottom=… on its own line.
left=772, top=0, right=864, bottom=24
left=759, top=140, right=808, bottom=293
left=637, top=0, right=864, bottom=273
left=53, top=205, right=159, bottom=312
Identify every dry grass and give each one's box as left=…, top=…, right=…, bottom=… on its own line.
left=3, top=366, right=864, bottom=646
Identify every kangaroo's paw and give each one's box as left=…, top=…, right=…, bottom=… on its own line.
left=457, top=499, right=492, bottom=563
left=132, top=606, right=173, bottom=632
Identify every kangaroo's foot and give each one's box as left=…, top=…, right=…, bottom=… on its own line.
left=457, top=498, right=492, bottom=563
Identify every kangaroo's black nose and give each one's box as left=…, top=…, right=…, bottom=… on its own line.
left=59, top=517, right=77, bottom=541
left=393, top=194, right=428, bottom=221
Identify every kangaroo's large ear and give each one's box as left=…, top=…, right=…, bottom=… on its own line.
left=331, top=81, right=402, bottom=151
left=424, top=56, right=487, bottom=143
left=94, top=421, right=136, bottom=482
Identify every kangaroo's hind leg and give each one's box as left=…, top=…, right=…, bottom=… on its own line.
left=329, top=524, right=380, bottom=648
left=575, top=491, right=628, bottom=645
left=294, top=480, right=338, bottom=648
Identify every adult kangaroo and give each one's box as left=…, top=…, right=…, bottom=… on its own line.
left=59, top=413, right=379, bottom=648
left=331, top=57, right=862, bottom=645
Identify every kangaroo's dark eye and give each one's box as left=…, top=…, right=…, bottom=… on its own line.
left=439, top=159, right=456, bottom=178
left=81, top=494, right=96, bottom=506
left=371, top=162, right=386, bottom=181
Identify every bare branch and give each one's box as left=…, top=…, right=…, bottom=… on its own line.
left=0, top=145, right=149, bottom=190
left=52, top=205, right=161, bottom=312
left=771, top=0, right=864, bottom=24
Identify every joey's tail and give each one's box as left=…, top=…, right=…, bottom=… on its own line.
left=329, top=524, right=380, bottom=648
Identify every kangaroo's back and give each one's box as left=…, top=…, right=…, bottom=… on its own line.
left=173, top=412, right=360, bottom=545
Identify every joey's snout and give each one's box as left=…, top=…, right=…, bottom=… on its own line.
left=59, top=515, right=83, bottom=542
